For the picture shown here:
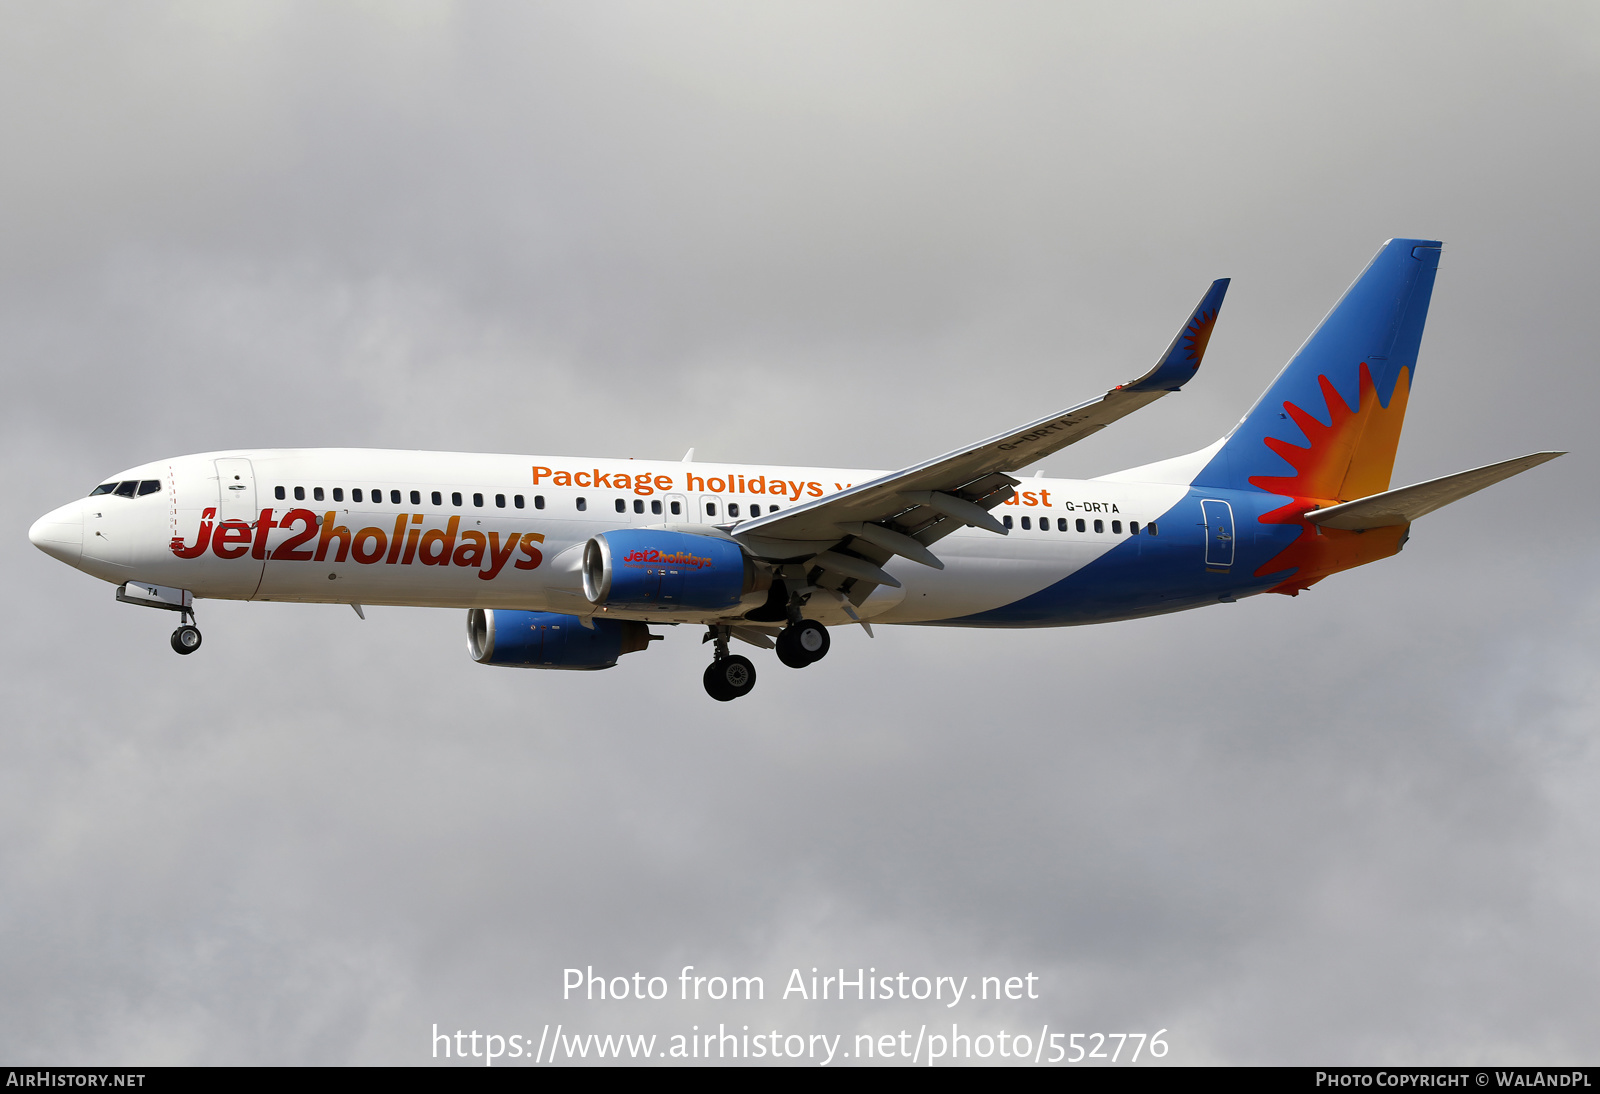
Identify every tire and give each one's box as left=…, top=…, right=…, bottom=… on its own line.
left=793, top=619, right=829, bottom=663
left=703, top=655, right=756, bottom=701
left=171, top=625, right=202, bottom=655
left=775, top=626, right=812, bottom=669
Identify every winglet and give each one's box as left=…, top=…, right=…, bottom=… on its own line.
left=1123, top=278, right=1230, bottom=393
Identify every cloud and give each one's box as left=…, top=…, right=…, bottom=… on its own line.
left=3, top=0, right=1596, bottom=1064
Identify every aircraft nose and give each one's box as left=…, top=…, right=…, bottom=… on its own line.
left=29, top=501, right=83, bottom=565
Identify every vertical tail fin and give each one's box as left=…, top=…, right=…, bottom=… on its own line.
left=1194, top=238, right=1442, bottom=500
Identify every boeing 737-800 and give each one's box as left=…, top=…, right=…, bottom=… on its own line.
left=28, top=239, right=1562, bottom=700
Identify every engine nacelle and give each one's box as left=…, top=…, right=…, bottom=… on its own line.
left=582, top=529, right=766, bottom=612
left=466, top=609, right=652, bottom=670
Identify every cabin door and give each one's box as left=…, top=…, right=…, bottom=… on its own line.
left=1201, top=498, right=1235, bottom=571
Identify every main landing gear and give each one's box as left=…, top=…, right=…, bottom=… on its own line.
left=703, top=626, right=756, bottom=702
left=775, top=619, right=830, bottom=669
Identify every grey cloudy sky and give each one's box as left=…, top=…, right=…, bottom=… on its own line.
left=3, top=1, right=1598, bottom=1065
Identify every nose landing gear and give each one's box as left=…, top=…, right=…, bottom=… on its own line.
left=775, top=619, right=829, bottom=668
left=703, top=626, right=757, bottom=701
left=116, top=582, right=203, bottom=656
left=171, top=623, right=202, bottom=655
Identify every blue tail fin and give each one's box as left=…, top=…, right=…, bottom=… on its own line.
left=1193, top=239, right=1442, bottom=501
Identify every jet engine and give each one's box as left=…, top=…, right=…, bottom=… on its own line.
left=582, top=529, right=768, bottom=612
left=466, top=609, right=653, bottom=670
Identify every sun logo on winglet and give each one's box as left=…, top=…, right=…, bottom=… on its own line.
left=1181, top=308, right=1218, bottom=370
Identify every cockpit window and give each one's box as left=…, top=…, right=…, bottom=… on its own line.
left=114, top=481, right=138, bottom=498
left=138, top=480, right=161, bottom=496
left=89, top=483, right=117, bottom=497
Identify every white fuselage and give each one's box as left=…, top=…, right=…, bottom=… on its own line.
left=32, top=449, right=1192, bottom=629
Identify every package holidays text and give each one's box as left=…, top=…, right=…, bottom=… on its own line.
left=532, top=466, right=826, bottom=500
left=564, top=966, right=1039, bottom=1008
left=172, top=509, right=543, bottom=580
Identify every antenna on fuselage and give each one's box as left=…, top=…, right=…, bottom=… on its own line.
left=681, top=448, right=695, bottom=462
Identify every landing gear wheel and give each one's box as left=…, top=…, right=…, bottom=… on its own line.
left=776, top=619, right=829, bottom=667
left=703, top=654, right=757, bottom=701
left=171, top=625, right=202, bottom=655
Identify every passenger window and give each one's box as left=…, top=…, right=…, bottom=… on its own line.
left=576, top=497, right=587, bottom=512
left=1112, top=520, right=1122, bottom=534
left=651, top=500, right=662, bottom=515
left=410, top=490, right=421, bottom=505
left=1057, top=518, right=1068, bottom=531
left=615, top=498, right=626, bottom=513
left=514, top=495, right=525, bottom=509
left=390, top=490, right=401, bottom=505
left=333, top=488, right=344, bottom=502
left=770, top=505, right=779, bottom=512
left=1076, top=518, right=1086, bottom=532
left=1147, top=522, right=1158, bottom=536
left=534, top=495, right=544, bottom=510
left=89, top=483, right=117, bottom=496
left=633, top=499, right=644, bottom=514
left=352, top=488, right=363, bottom=502
left=313, top=487, right=325, bottom=502
left=495, top=494, right=506, bottom=508
left=138, top=480, right=161, bottom=496
left=1003, top=514, right=1014, bottom=529
left=451, top=492, right=462, bottom=506
left=670, top=501, right=681, bottom=516
left=473, top=493, right=483, bottom=507
left=1020, top=516, right=1031, bottom=530
left=729, top=503, right=740, bottom=517
left=274, top=486, right=286, bottom=500
left=1129, top=521, right=1139, bottom=535
left=294, top=486, right=305, bottom=501
left=706, top=503, right=717, bottom=517
left=431, top=491, right=442, bottom=506
left=750, top=504, right=761, bottom=517
left=1094, top=519, right=1104, bottom=533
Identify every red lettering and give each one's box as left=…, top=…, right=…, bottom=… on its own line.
left=351, top=528, right=387, bottom=564
left=400, top=519, right=422, bottom=564
left=171, top=507, right=216, bottom=559
left=707, top=477, right=725, bottom=492
left=479, top=532, right=521, bottom=580
left=514, top=532, right=545, bottom=570
left=1038, top=488, right=1052, bottom=506
left=250, top=509, right=279, bottom=560
left=212, top=520, right=252, bottom=560
left=269, top=509, right=318, bottom=561
left=452, top=530, right=486, bottom=567
left=385, top=514, right=408, bottom=564
left=592, top=469, right=612, bottom=488
left=315, top=511, right=351, bottom=562
left=653, top=474, right=673, bottom=493
left=532, top=466, right=552, bottom=485
left=807, top=482, right=823, bottom=498
left=574, top=471, right=591, bottom=487
left=418, top=516, right=460, bottom=565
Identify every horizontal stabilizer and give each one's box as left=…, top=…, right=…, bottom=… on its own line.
left=1305, top=452, right=1565, bottom=531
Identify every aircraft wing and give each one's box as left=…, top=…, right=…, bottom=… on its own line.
left=1305, top=451, right=1565, bottom=531
left=731, top=279, right=1230, bottom=591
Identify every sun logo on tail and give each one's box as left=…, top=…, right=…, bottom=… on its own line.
left=1250, top=362, right=1413, bottom=595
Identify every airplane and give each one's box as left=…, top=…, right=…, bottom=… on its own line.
left=28, top=238, right=1563, bottom=701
